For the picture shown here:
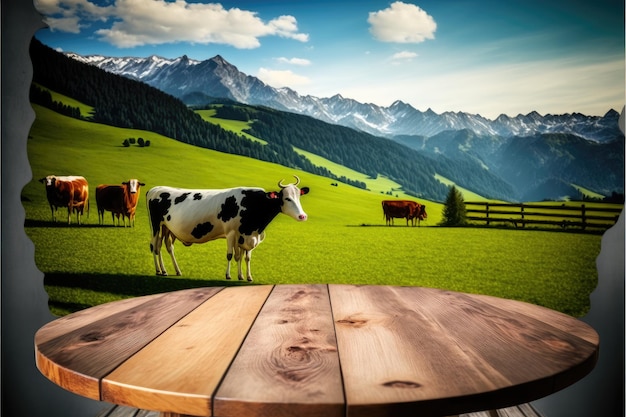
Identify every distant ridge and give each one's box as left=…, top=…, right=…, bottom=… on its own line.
left=29, top=39, right=623, bottom=202
left=66, top=51, right=622, bottom=142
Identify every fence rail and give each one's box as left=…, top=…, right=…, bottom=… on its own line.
left=465, top=201, right=623, bottom=231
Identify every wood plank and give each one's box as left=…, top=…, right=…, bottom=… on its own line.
left=430, top=290, right=599, bottom=392
left=101, top=285, right=274, bottom=417
left=329, top=285, right=596, bottom=417
left=99, top=404, right=544, bottom=417
left=36, top=294, right=164, bottom=345
left=214, top=284, right=344, bottom=417
left=330, top=285, right=505, bottom=417
left=35, top=287, right=223, bottom=400
left=466, top=293, right=598, bottom=344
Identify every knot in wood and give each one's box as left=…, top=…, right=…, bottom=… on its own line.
left=382, top=380, right=422, bottom=389
left=336, top=317, right=367, bottom=327
left=80, top=332, right=104, bottom=343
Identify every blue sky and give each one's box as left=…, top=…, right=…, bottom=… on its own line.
left=33, top=0, right=624, bottom=119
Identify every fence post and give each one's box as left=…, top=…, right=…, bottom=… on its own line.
left=581, top=204, right=586, bottom=230
left=485, top=202, right=490, bottom=226
left=520, top=204, right=525, bottom=228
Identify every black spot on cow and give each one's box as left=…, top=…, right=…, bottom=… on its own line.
left=239, top=189, right=282, bottom=235
left=175, top=192, right=191, bottom=204
left=238, top=235, right=244, bottom=245
left=148, top=192, right=172, bottom=237
left=218, top=195, right=239, bottom=222
left=191, top=221, right=214, bottom=239
left=193, top=193, right=202, bottom=200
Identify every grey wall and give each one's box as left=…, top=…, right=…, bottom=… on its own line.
left=1, top=0, right=623, bottom=416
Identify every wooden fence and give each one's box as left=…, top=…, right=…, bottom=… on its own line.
left=465, top=201, right=623, bottom=231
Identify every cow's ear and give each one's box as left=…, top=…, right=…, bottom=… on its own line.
left=267, top=191, right=279, bottom=199
left=38, top=178, right=45, bottom=183
left=122, top=182, right=129, bottom=185
left=300, top=187, right=310, bottom=196
left=140, top=183, right=146, bottom=186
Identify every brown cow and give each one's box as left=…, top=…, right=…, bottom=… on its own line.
left=39, top=175, right=89, bottom=224
left=382, top=200, right=427, bottom=227
left=96, top=179, right=145, bottom=227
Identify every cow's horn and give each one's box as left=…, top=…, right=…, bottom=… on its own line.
left=278, top=175, right=300, bottom=188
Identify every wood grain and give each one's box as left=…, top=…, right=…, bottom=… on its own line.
left=329, top=285, right=598, bottom=417
left=214, top=284, right=344, bottom=417
left=35, top=284, right=598, bottom=417
left=101, top=285, right=274, bottom=417
left=35, top=294, right=164, bottom=345
left=35, top=287, right=222, bottom=399
left=467, top=292, right=599, bottom=344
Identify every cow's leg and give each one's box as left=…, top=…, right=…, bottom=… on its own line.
left=163, top=230, right=182, bottom=276
left=151, top=226, right=166, bottom=276
left=244, top=249, right=253, bottom=282
left=225, top=233, right=237, bottom=280
left=234, top=246, right=246, bottom=281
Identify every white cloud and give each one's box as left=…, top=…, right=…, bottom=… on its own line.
left=34, top=0, right=114, bottom=32
left=277, top=57, right=312, bottom=66
left=391, top=51, right=418, bottom=61
left=34, top=0, right=308, bottom=49
left=44, top=16, right=84, bottom=33
left=257, top=68, right=311, bottom=89
left=368, top=2, right=436, bottom=43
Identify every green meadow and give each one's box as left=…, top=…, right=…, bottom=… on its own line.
left=24, top=104, right=603, bottom=317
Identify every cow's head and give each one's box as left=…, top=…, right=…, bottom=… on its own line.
left=123, top=179, right=146, bottom=194
left=39, top=175, right=56, bottom=187
left=419, top=204, right=427, bottom=219
left=270, top=176, right=309, bottom=221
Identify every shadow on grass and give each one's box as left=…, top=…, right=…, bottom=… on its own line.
left=44, top=272, right=252, bottom=313
left=25, top=219, right=123, bottom=228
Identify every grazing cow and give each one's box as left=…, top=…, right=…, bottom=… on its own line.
left=409, top=202, right=428, bottom=227
left=96, top=179, right=145, bottom=227
left=146, top=176, right=310, bottom=281
left=382, top=200, right=427, bottom=227
left=39, top=175, right=89, bottom=224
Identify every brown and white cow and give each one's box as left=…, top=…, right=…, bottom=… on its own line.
left=146, top=176, right=309, bottom=281
left=96, top=179, right=145, bottom=227
left=382, top=200, right=427, bottom=227
left=39, top=175, right=89, bottom=225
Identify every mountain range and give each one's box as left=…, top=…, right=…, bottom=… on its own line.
left=67, top=53, right=622, bottom=143
left=36, top=42, right=622, bottom=202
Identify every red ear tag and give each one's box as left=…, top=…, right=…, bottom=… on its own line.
left=268, top=191, right=279, bottom=199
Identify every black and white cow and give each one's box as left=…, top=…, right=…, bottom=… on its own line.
left=146, top=176, right=310, bottom=281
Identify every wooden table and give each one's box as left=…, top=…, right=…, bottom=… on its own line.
left=35, top=285, right=599, bottom=417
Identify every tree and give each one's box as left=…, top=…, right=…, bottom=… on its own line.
left=440, top=185, right=467, bottom=226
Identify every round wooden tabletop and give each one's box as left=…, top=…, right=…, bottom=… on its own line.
left=35, top=285, right=599, bottom=417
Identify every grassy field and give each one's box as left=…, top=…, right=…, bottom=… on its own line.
left=24, top=104, right=605, bottom=318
